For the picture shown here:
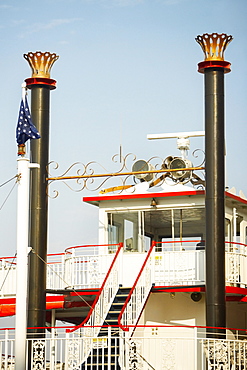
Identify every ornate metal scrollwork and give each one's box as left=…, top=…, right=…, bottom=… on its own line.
left=190, top=149, right=205, bottom=188
left=162, top=339, right=176, bottom=370
left=32, top=340, right=46, bottom=370
left=67, top=338, right=81, bottom=370
left=128, top=340, right=143, bottom=369
left=47, top=150, right=205, bottom=198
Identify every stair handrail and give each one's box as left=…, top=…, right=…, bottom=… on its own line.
left=118, top=241, right=156, bottom=334
left=67, top=242, right=123, bottom=334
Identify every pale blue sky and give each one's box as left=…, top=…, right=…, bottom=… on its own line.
left=0, top=0, right=247, bottom=255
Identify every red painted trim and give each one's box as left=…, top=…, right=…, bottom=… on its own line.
left=0, top=256, right=16, bottom=265
left=0, top=296, right=65, bottom=304
left=152, top=285, right=247, bottom=296
left=226, top=296, right=247, bottom=302
left=84, top=189, right=247, bottom=207
left=68, top=290, right=99, bottom=296
left=118, top=241, right=156, bottom=331
left=0, top=298, right=15, bottom=304
left=65, top=300, right=95, bottom=309
left=83, top=190, right=205, bottom=203
left=225, top=286, right=247, bottom=295
left=152, top=286, right=205, bottom=293
left=25, top=77, right=57, bottom=90
left=198, top=60, right=231, bottom=73
left=226, top=191, right=247, bottom=205
left=66, top=243, right=124, bottom=333
left=2, top=323, right=247, bottom=333
left=0, top=296, right=65, bottom=317
left=46, top=296, right=65, bottom=303
left=46, top=297, right=64, bottom=310
left=225, top=241, right=247, bottom=248
left=47, top=253, right=66, bottom=257
left=65, top=243, right=120, bottom=253
left=25, top=321, right=247, bottom=335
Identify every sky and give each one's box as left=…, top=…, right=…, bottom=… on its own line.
left=0, top=0, right=247, bottom=258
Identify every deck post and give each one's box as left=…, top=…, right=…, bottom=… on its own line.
left=196, top=33, right=232, bottom=335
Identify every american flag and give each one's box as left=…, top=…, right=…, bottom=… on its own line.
left=16, top=96, right=41, bottom=145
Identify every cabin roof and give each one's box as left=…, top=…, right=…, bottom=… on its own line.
left=83, top=185, right=247, bottom=209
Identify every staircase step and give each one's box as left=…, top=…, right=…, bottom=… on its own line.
left=108, top=309, right=121, bottom=313
left=98, top=329, right=120, bottom=337
left=103, top=320, right=118, bottom=326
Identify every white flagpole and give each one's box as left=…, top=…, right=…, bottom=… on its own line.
left=15, top=157, right=30, bottom=370
left=15, top=83, right=39, bottom=370
left=15, top=158, right=39, bottom=370
left=21, top=82, right=26, bottom=101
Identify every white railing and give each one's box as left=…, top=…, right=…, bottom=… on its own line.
left=66, top=243, right=123, bottom=365
left=2, top=242, right=247, bottom=299
left=154, top=250, right=205, bottom=285
left=1, top=326, right=247, bottom=370
left=154, top=240, right=205, bottom=286
left=153, top=240, right=247, bottom=288
left=0, top=257, right=16, bottom=297
left=120, top=329, right=247, bottom=370
left=225, top=251, right=247, bottom=287
left=63, top=244, right=118, bottom=289
left=46, top=253, right=66, bottom=290
left=118, top=241, right=155, bottom=334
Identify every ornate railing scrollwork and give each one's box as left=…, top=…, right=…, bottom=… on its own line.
left=47, top=151, right=205, bottom=198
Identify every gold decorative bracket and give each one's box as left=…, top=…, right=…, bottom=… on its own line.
left=47, top=151, right=205, bottom=198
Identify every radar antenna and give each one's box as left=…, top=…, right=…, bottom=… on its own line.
left=147, top=131, right=205, bottom=185
left=147, top=131, right=205, bottom=159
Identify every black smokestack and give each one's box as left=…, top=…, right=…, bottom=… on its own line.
left=24, top=51, right=59, bottom=335
left=196, top=33, right=232, bottom=335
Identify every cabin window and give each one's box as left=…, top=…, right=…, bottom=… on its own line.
left=107, top=207, right=205, bottom=252
left=158, top=208, right=205, bottom=251
left=229, top=211, right=243, bottom=252
left=108, top=223, right=119, bottom=245
left=107, top=212, right=140, bottom=252
left=225, top=218, right=231, bottom=251
left=124, top=219, right=135, bottom=251
left=225, top=218, right=230, bottom=241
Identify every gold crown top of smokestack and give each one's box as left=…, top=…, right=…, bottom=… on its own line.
left=195, top=33, right=233, bottom=61
left=23, top=51, right=59, bottom=78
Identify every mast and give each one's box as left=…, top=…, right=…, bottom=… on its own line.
left=196, top=33, right=232, bottom=334
left=24, top=52, right=59, bottom=335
